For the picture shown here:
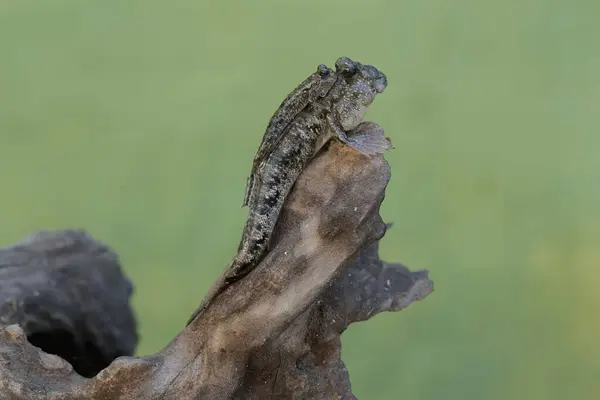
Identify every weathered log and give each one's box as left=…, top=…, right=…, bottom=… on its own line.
left=0, top=141, right=433, bottom=399
left=0, top=229, right=137, bottom=379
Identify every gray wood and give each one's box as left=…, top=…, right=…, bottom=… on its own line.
left=0, top=229, right=137, bottom=378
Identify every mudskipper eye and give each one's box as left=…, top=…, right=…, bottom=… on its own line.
left=335, top=57, right=357, bottom=75
left=316, top=64, right=330, bottom=76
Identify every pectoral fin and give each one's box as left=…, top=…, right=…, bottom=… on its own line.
left=345, top=121, right=392, bottom=155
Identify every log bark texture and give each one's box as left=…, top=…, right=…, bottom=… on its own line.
left=0, top=141, right=433, bottom=399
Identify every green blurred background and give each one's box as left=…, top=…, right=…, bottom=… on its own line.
left=1, top=0, right=598, bottom=398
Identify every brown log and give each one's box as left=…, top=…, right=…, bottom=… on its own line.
left=0, top=141, right=433, bottom=399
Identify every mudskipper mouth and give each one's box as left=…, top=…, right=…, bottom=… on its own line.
left=374, top=74, right=387, bottom=93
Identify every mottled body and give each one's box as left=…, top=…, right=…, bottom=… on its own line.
left=234, top=102, right=331, bottom=275
left=243, top=64, right=337, bottom=207
left=187, top=57, right=390, bottom=325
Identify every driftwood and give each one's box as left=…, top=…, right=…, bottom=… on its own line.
left=0, top=141, right=433, bottom=399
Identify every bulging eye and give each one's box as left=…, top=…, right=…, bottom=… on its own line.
left=335, top=57, right=357, bottom=75
left=316, top=64, right=330, bottom=76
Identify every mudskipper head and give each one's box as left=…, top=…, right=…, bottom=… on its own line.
left=332, top=57, right=387, bottom=131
